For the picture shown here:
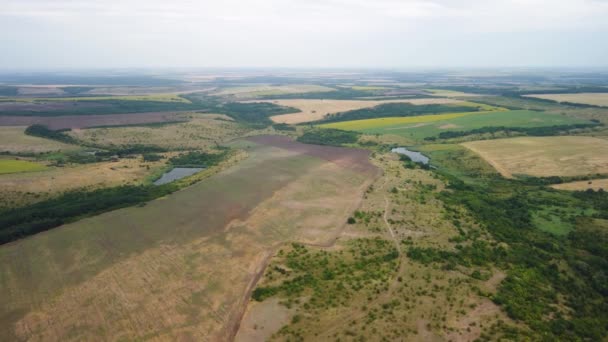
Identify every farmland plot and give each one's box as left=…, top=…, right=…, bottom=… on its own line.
left=0, top=136, right=377, bottom=341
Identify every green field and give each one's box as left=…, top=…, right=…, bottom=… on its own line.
left=0, top=159, right=47, bottom=174
left=321, top=110, right=592, bottom=140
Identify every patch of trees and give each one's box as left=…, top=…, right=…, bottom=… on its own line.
left=297, top=128, right=360, bottom=146
left=168, top=151, right=228, bottom=168
left=60, top=86, right=95, bottom=95
left=0, top=184, right=177, bottom=245
left=272, top=123, right=296, bottom=131
left=414, top=168, right=608, bottom=340
left=319, top=103, right=480, bottom=124
left=216, top=102, right=299, bottom=128
left=0, top=86, right=18, bottom=96
left=428, top=123, right=601, bottom=140
left=24, top=124, right=77, bottom=144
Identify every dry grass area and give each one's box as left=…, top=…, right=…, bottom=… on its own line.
left=0, top=157, right=166, bottom=208
left=0, top=126, right=79, bottom=153
left=69, top=114, right=245, bottom=150
left=524, top=93, right=608, bottom=107
left=462, top=136, right=608, bottom=178
left=237, top=153, right=512, bottom=341
left=258, top=98, right=465, bottom=124
left=0, top=137, right=376, bottom=341
left=552, top=178, right=608, bottom=191
left=212, top=85, right=334, bottom=99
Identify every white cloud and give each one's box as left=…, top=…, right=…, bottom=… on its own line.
left=0, top=0, right=607, bottom=68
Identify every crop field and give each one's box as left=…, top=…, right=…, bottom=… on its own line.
left=3, top=93, right=191, bottom=103
left=0, top=136, right=377, bottom=341
left=0, top=111, right=192, bottom=130
left=0, top=158, right=47, bottom=175
left=321, top=110, right=590, bottom=140
left=524, top=93, right=608, bottom=107
left=68, top=114, right=245, bottom=149
left=262, top=98, right=468, bottom=124
left=0, top=126, right=78, bottom=153
left=462, top=136, right=608, bottom=178
left=552, top=178, right=608, bottom=191
left=212, top=85, right=335, bottom=99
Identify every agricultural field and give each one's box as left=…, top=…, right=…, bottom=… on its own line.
left=552, top=178, right=608, bottom=191
left=524, top=93, right=608, bottom=107
left=0, top=136, right=377, bottom=341
left=68, top=114, right=246, bottom=150
left=321, top=110, right=592, bottom=141
left=0, top=158, right=47, bottom=175
left=0, top=111, right=192, bottom=130
left=263, top=98, right=467, bottom=124
left=0, top=126, right=79, bottom=153
left=212, top=85, right=335, bottom=99
left=462, top=136, right=608, bottom=178
left=4, top=93, right=191, bottom=103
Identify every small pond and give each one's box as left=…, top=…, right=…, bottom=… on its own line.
left=391, top=147, right=430, bottom=165
left=153, top=167, right=204, bottom=185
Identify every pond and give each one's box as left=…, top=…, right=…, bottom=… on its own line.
left=153, top=167, right=204, bottom=185
left=391, top=147, right=430, bottom=165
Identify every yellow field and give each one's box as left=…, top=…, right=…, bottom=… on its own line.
left=462, top=136, right=608, bottom=178
left=0, top=158, right=47, bottom=175
left=551, top=179, right=608, bottom=191
left=213, top=84, right=334, bottom=99
left=0, top=126, right=79, bottom=153
left=524, top=93, right=608, bottom=107
left=263, top=98, right=467, bottom=124
left=320, top=111, right=489, bottom=130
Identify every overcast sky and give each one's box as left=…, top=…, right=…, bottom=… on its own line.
left=1, top=0, right=608, bottom=70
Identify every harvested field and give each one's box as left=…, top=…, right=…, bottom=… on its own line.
left=462, top=136, right=608, bottom=178
left=0, top=136, right=377, bottom=341
left=213, top=85, right=334, bottom=99
left=0, top=126, right=78, bottom=153
left=260, top=98, right=466, bottom=124
left=524, top=93, right=608, bottom=107
left=69, top=114, right=243, bottom=149
left=0, top=111, right=192, bottom=130
left=551, top=178, right=608, bottom=191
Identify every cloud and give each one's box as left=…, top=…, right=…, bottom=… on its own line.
left=0, top=0, right=607, bottom=68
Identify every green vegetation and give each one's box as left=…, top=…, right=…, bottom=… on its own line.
left=432, top=122, right=601, bottom=140
left=297, top=128, right=360, bottom=146
left=0, top=150, right=232, bottom=244
left=217, top=102, right=299, bottom=127
left=407, top=145, right=608, bottom=340
left=169, top=151, right=228, bottom=167
left=253, top=238, right=398, bottom=307
left=319, top=102, right=482, bottom=123
left=0, top=159, right=47, bottom=175
left=24, top=124, right=77, bottom=144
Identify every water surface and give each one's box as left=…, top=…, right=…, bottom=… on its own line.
left=391, top=147, right=430, bottom=165
left=154, top=167, right=204, bottom=185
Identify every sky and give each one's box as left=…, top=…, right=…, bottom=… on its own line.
left=1, top=0, right=608, bottom=70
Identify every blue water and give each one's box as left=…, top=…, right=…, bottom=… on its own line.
left=391, top=147, right=430, bottom=165
left=153, top=167, right=204, bottom=185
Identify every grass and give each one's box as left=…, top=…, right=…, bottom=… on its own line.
left=321, top=110, right=591, bottom=140
left=0, top=159, right=47, bottom=174
left=462, top=136, right=608, bottom=178
left=0, top=126, right=79, bottom=153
